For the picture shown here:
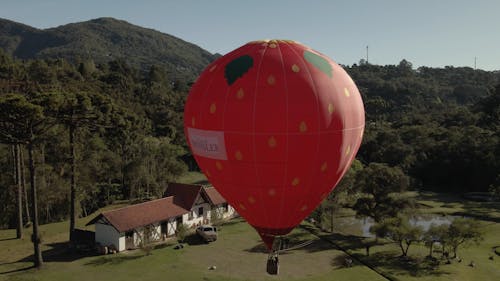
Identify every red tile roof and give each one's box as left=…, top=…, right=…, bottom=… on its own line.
left=164, top=182, right=202, bottom=210
left=204, top=186, right=226, bottom=205
left=87, top=196, right=187, bottom=233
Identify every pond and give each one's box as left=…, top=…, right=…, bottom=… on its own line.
left=332, top=214, right=461, bottom=238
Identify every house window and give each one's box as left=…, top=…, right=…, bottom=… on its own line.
left=188, top=211, right=194, bottom=220
left=198, top=207, right=204, bottom=217
left=223, top=203, right=229, bottom=212
left=125, top=231, right=134, bottom=238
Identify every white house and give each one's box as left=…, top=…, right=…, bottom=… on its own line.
left=86, top=183, right=236, bottom=252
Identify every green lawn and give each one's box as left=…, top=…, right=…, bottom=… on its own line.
left=322, top=192, right=500, bottom=281
left=1, top=191, right=499, bottom=281
left=176, top=171, right=209, bottom=185
left=0, top=217, right=385, bottom=281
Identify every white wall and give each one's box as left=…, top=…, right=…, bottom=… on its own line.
left=167, top=218, right=177, bottom=236
left=118, top=234, right=125, bottom=251
left=222, top=204, right=236, bottom=219
left=95, top=223, right=125, bottom=251
left=212, top=204, right=236, bottom=220
left=184, top=202, right=211, bottom=228
left=133, top=223, right=161, bottom=247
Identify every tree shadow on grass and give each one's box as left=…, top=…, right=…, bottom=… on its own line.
left=283, top=238, right=336, bottom=254
left=244, top=236, right=321, bottom=255
left=244, top=242, right=268, bottom=254
left=183, top=233, right=207, bottom=246
left=84, top=254, right=144, bottom=266
left=357, top=251, right=450, bottom=278
left=0, top=264, right=34, bottom=275
left=331, top=253, right=365, bottom=269
left=42, top=242, right=99, bottom=262
left=12, top=242, right=99, bottom=265
left=418, top=192, right=500, bottom=223
left=0, top=237, right=17, bottom=242
left=1, top=241, right=99, bottom=274
left=418, top=192, right=463, bottom=204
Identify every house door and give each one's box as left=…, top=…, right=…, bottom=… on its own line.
left=161, top=221, right=167, bottom=237
left=125, top=231, right=135, bottom=250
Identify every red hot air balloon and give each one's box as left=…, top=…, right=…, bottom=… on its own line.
left=184, top=39, right=364, bottom=251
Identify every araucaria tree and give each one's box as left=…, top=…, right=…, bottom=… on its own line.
left=0, top=93, right=58, bottom=268
left=53, top=91, right=112, bottom=238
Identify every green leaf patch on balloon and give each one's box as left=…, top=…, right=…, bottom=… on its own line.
left=304, top=51, right=332, bottom=78
left=224, top=55, right=254, bottom=86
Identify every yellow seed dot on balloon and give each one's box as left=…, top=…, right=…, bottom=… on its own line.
left=209, top=65, right=217, bottom=72
left=328, top=103, right=335, bottom=114
left=300, top=205, right=308, bottom=211
left=268, top=188, right=276, bottom=197
left=299, top=121, right=307, bottom=133
left=239, top=203, right=246, bottom=211
left=235, top=151, right=243, bottom=161
left=216, top=161, right=223, bottom=170
left=344, top=87, right=350, bottom=97
left=269, top=43, right=277, bottom=48
left=292, top=64, right=300, bottom=73
left=248, top=196, right=256, bottom=204
left=321, top=162, right=328, bottom=172
left=205, top=170, right=211, bottom=177
left=292, top=177, right=300, bottom=186
left=191, top=117, right=195, bottom=127
left=267, top=75, right=276, bottom=85
left=345, top=145, right=351, bottom=156
left=236, top=88, right=245, bottom=99
left=209, top=103, right=216, bottom=114
left=268, top=136, right=277, bottom=148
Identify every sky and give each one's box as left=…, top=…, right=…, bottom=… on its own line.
left=1, top=0, right=499, bottom=70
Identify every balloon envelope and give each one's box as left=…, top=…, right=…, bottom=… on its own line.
left=184, top=40, right=365, bottom=249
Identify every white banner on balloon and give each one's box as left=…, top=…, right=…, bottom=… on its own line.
left=187, top=127, right=228, bottom=160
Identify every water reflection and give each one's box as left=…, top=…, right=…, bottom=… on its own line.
left=333, top=214, right=460, bottom=238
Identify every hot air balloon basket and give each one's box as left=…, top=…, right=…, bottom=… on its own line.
left=266, top=253, right=279, bottom=275
left=266, top=238, right=282, bottom=275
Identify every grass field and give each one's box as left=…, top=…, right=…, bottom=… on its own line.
left=1, top=190, right=499, bottom=281
left=327, top=192, right=500, bottom=281
left=0, top=217, right=386, bottom=281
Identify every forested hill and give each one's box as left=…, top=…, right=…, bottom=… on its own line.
left=0, top=17, right=218, bottom=80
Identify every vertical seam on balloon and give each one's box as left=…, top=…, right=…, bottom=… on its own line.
left=274, top=40, right=289, bottom=234
left=287, top=43, right=323, bottom=218
left=281, top=41, right=302, bottom=226
left=252, top=42, right=270, bottom=231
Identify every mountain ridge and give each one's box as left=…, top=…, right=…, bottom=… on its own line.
left=0, top=17, right=218, bottom=80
